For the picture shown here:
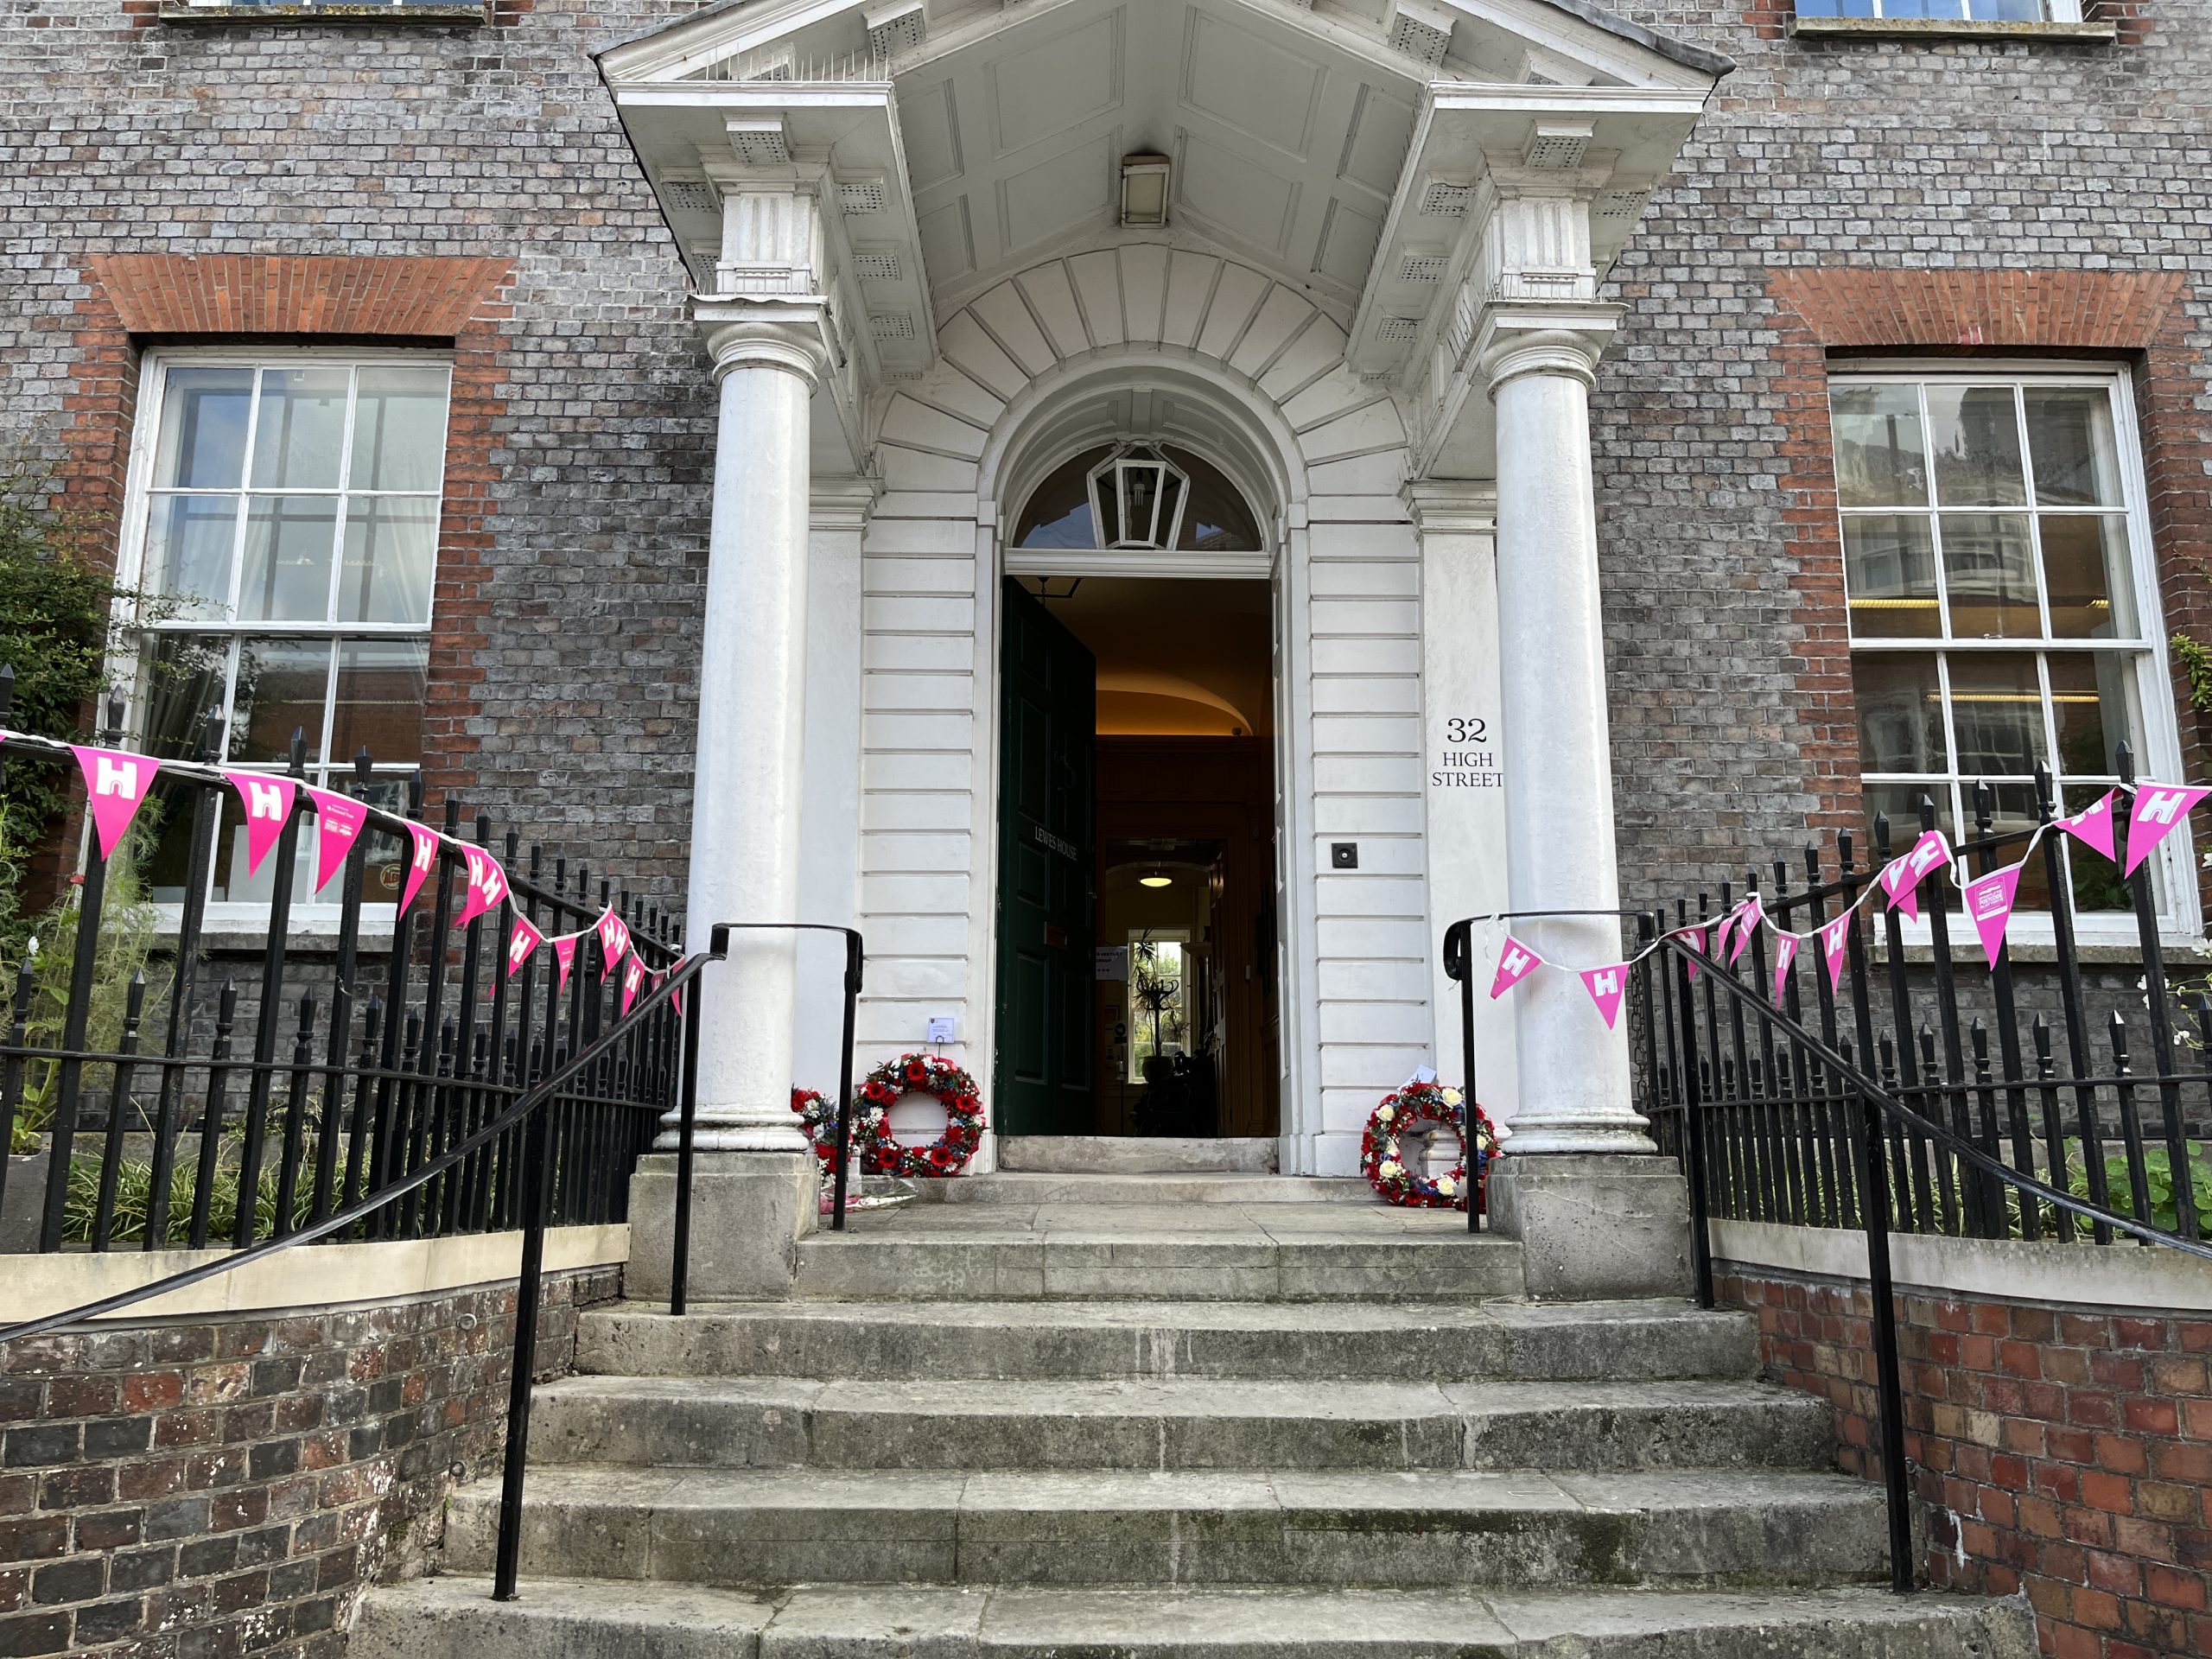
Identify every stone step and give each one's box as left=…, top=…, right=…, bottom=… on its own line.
left=446, top=1465, right=1891, bottom=1590
left=354, top=1578, right=2037, bottom=1659
left=578, top=1298, right=1757, bottom=1382
left=997, top=1135, right=1279, bottom=1174
left=792, top=1230, right=1524, bottom=1301
left=910, top=1173, right=1376, bottom=1205
left=525, top=1374, right=1834, bottom=1473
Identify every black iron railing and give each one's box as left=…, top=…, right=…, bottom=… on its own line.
left=1452, top=747, right=2212, bottom=1594
left=1, top=691, right=688, bottom=1255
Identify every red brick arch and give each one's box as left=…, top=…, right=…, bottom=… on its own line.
left=1764, top=266, right=2210, bottom=832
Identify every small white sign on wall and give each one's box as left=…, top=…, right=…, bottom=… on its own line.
left=1094, top=945, right=1129, bottom=981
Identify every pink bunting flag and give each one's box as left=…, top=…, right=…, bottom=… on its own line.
left=70, top=745, right=159, bottom=861
left=306, top=788, right=369, bottom=893
left=456, top=844, right=511, bottom=927
left=1770, top=933, right=1799, bottom=1003
left=2054, top=791, right=2119, bottom=863
left=550, top=932, right=581, bottom=993
left=1962, top=863, right=2024, bottom=967
left=1681, top=924, right=1707, bottom=982
left=1878, top=830, right=1953, bottom=924
left=619, top=955, right=646, bottom=1017
left=399, top=823, right=442, bottom=917
left=1580, top=963, right=1629, bottom=1030
left=219, top=769, right=296, bottom=878
left=1727, top=897, right=1764, bottom=968
left=504, top=914, right=545, bottom=980
left=1710, top=912, right=1736, bottom=966
left=596, top=908, right=632, bottom=978
left=1489, top=935, right=1543, bottom=999
left=2124, top=783, right=2211, bottom=876
left=1818, top=912, right=1853, bottom=994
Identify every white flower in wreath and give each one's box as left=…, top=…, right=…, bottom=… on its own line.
left=1376, top=1104, right=1396, bottom=1123
left=1441, top=1089, right=1462, bottom=1107
left=1435, top=1175, right=1457, bottom=1197
left=1379, top=1160, right=1403, bottom=1180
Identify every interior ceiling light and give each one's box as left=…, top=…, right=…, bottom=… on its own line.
left=1140, top=868, right=1173, bottom=888
left=1120, top=154, right=1171, bottom=228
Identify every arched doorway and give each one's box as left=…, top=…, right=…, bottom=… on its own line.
left=991, top=415, right=1281, bottom=1141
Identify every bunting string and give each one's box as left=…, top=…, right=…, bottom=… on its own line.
left=0, top=727, right=655, bottom=976
left=1474, top=779, right=2209, bottom=1027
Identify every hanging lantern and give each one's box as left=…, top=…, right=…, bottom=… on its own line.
left=1085, top=443, right=1191, bottom=550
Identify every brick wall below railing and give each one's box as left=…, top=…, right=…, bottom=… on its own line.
left=0, top=1262, right=622, bottom=1656
left=1718, top=1258, right=2212, bottom=1659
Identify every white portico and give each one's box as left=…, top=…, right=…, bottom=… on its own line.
left=596, top=0, right=1725, bottom=1181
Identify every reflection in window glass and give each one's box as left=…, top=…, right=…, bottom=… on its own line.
left=1834, top=374, right=2162, bottom=916
left=132, top=354, right=446, bottom=907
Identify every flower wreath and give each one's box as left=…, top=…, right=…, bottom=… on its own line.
left=1360, top=1082, right=1501, bottom=1210
left=790, top=1086, right=886, bottom=1171
left=858, top=1052, right=986, bottom=1178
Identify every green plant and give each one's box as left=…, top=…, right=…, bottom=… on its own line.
left=61, top=1137, right=317, bottom=1246
left=2068, top=1144, right=2212, bottom=1235
left=0, top=445, right=131, bottom=958
left=8, top=822, right=171, bottom=1150
left=2174, top=632, right=2212, bottom=715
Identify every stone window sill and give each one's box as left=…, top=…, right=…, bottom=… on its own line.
left=160, top=3, right=486, bottom=23
left=1790, top=16, right=2119, bottom=41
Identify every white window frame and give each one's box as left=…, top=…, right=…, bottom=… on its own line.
left=116, top=346, right=453, bottom=932
left=1834, top=361, right=2193, bottom=943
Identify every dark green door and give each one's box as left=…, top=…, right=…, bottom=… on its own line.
left=994, top=578, right=1096, bottom=1135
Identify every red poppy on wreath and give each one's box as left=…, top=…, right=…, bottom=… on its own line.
left=1360, top=1082, right=1503, bottom=1210
left=860, top=1052, right=986, bottom=1178
left=789, top=1085, right=884, bottom=1170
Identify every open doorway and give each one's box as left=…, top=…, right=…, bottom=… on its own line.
left=993, top=572, right=1278, bottom=1138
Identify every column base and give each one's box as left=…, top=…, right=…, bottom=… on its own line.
left=1502, top=1114, right=1659, bottom=1156
left=653, top=1113, right=814, bottom=1155
left=1488, top=1154, right=1693, bottom=1301
left=625, top=1151, right=819, bottom=1303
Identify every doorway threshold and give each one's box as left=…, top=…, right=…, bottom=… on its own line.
left=997, top=1135, right=1278, bottom=1176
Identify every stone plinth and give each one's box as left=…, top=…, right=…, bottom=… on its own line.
left=626, top=1151, right=818, bottom=1302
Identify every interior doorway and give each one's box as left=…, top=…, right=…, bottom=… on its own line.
left=993, top=570, right=1279, bottom=1138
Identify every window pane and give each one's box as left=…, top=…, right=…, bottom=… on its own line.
left=358, top=776, right=413, bottom=906
left=239, top=497, right=339, bottom=622
left=1971, top=781, right=2053, bottom=909
left=2024, top=387, right=2122, bottom=506
left=155, top=368, right=253, bottom=490
left=1170, top=447, right=1262, bottom=550
left=140, top=773, right=203, bottom=906
left=1014, top=447, right=1109, bottom=549
left=138, top=635, right=230, bottom=760
left=1854, top=652, right=1947, bottom=774
left=330, top=639, right=428, bottom=769
left=1938, top=513, right=2039, bottom=639
left=1843, top=514, right=1941, bottom=637
left=2046, top=652, right=2139, bottom=778
left=2058, top=785, right=2132, bottom=913
left=340, top=498, right=437, bottom=625
left=1926, top=385, right=2027, bottom=507
left=1947, top=652, right=2044, bottom=777
left=350, top=367, right=448, bottom=492
left=145, top=494, right=238, bottom=617
left=2040, top=515, right=2138, bottom=639
left=229, top=638, right=331, bottom=765
left=1830, top=385, right=1928, bottom=507
left=1865, top=780, right=1955, bottom=860
left=249, top=366, right=350, bottom=490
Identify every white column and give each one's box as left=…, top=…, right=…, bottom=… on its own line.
left=666, top=316, right=830, bottom=1153
left=1480, top=310, right=1654, bottom=1155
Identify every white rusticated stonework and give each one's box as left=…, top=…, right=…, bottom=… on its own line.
left=715, top=183, right=824, bottom=297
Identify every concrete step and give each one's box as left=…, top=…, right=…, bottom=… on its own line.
left=525, top=1374, right=1835, bottom=1474
left=578, top=1298, right=1758, bottom=1382
left=446, top=1465, right=1891, bottom=1590
left=793, top=1230, right=1524, bottom=1301
left=355, top=1578, right=2037, bottom=1659
left=911, top=1173, right=1376, bottom=1205
left=997, top=1135, right=1278, bottom=1174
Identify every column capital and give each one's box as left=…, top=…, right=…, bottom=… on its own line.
left=696, top=302, right=835, bottom=391
left=1402, top=483, right=1497, bottom=536
left=810, top=474, right=880, bottom=532
left=1473, top=304, right=1625, bottom=400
